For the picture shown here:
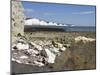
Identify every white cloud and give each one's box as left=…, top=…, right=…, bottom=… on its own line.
left=72, top=11, right=95, bottom=15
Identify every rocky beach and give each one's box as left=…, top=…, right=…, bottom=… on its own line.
left=11, top=0, right=96, bottom=74
left=12, top=32, right=96, bottom=74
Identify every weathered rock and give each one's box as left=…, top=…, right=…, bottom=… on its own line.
left=16, top=43, right=29, bottom=50
left=11, top=0, right=25, bottom=43
left=33, top=61, right=44, bottom=67
left=20, top=56, right=28, bottom=59
left=12, top=38, right=67, bottom=67
left=30, top=42, right=43, bottom=51
left=45, top=48, right=56, bottom=64
left=40, top=50, right=47, bottom=57
left=51, top=47, right=59, bottom=54
left=11, top=0, right=68, bottom=67
left=75, top=36, right=95, bottom=43
left=60, top=47, right=66, bottom=51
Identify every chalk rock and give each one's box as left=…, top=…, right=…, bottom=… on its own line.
left=60, top=47, right=66, bottom=51
left=34, top=61, right=45, bottom=67
left=40, top=50, right=47, bottom=57
left=16, top=43, right=29, bottom=50
left=66, top=44, right=71, bottom=48
left=40, top=21, right=48, bottom=25
left=27, top=49, right=33, bottom=55
left=57, top=43, right=63, bottom=48
left=20, top=56, right=28, bottom=59
left=50, top=47, right=59, bottom=53
left=45, top=49, right=56, bottom=63
left=12, top=38, right=68, bottom=67
left=30, top=42, right=43, bottom=51
left=11, top=0, right=25, bottom=43
left=75, top=36, right=95, bottom=43
left=17, top=39, right=26, bottom=43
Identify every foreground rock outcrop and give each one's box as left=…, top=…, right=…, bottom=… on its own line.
left=11, top=0, right=25, bottom=43
left=12, top=37, right=67, bottom=67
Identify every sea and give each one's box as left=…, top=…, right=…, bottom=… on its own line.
left=24, top=25, right=96, bottom=32
left=65, top=26, right=96, bottom=32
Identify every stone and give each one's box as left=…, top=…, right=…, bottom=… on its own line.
left=17, top=39, right=25, bottom=43
left=32, top=49, right=39, bottom=54
left=12, top=58, right=16, bottom=61
left=20, top=56, right=28, bottom=59
left=66, top=44, right=71, bottom=48
left=11, top=0, right=25, bottom=43
left=15, top=59, right=22, bottom=64
left=16, top=43, right=29, bottom=50
left=60, top=47, right=66, bottom=51
left=45, top=48, right=56, bottom=64
left=30, top=42, right=43, bottom=51
left=36, top=45, right=42, bottom=51
left=57, top=42, right=63, bottom=48
left=40, top=50, right=47, bottom=57
left=12, top=37, right=68, bottom=67
left=34, top=61, right=45, bottom=67
left=52, top=47, right=60, bottom=53
left=75, top=36, right=95, bottom=43
left=13, top=46, right=18, bottom=50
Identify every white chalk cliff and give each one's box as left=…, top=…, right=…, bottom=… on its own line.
left=24, top=18, right=67, bottom=26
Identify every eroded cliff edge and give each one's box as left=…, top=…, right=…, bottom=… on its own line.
left=11, top=0, right=24, bottom=43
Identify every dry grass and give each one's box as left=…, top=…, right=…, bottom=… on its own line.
left=12, top=32, right=96, bottom=73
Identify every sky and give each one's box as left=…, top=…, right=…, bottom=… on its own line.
left=22, top=1, right=96, bottom=26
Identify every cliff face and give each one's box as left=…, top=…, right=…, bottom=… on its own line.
left=11, top=0, right=25, bottom=43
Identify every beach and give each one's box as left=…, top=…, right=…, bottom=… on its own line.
left=11, top=1, right=96, bottom=74
left=12, top=31, right=96, bottom=74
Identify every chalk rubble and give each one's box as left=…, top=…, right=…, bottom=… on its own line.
left=75, top=36, right=95, bottom=43
left=12, top=38, right=67, bottom=67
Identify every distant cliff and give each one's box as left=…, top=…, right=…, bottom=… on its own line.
left=11, top=0, right=25, bottom=43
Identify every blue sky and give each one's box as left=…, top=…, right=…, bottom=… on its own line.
left=22, top=1, right=96, bottom=26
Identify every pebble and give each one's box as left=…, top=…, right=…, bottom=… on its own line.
left=34, top=61, right=45, bottom=67
left=20, top=56, right=28, bottom=59
left=16, top=43, right=29, bottom=50
left=61, top=47, right=66, bottom=51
